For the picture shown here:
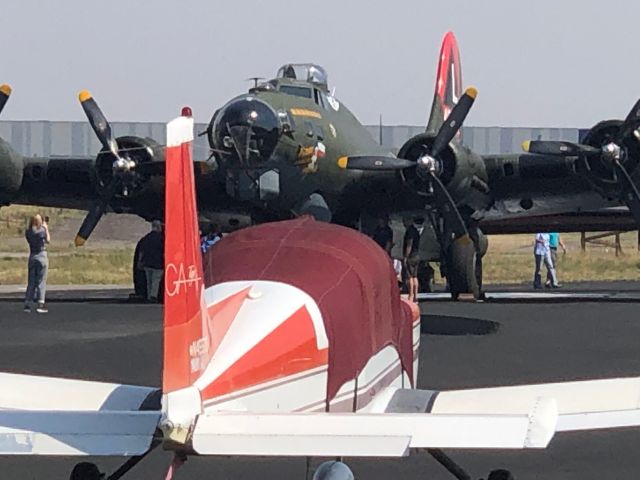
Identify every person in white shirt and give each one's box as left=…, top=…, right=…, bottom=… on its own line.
left=533, top=233, right=559, bottom=289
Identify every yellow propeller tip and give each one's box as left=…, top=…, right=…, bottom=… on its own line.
left=74, top=235, right=86, bottom=247
left=522, top=140, right=531, bottom=152
left=78, top=90, right=92, bottom=102
left=0, top=84, right=12, bottom=96
left=465, top=87, right=478, bottom=99
left=337, top=156, right=348, bottom=169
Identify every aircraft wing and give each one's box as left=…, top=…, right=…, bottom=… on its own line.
left=0, top=373, right=160, bottom=455
left=191, top=398, right=558, bottom=456
left=192, top=377, right=640, bottom=457
left=414, top=377, right=640, bottom=432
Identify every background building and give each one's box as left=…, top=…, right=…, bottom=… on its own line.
left=0, top=121, right=579, bottom=158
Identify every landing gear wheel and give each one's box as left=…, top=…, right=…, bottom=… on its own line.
left=487, top=468, right=515, bottom=480
left=447, top=237, right=480, bottom=300
left=69, top=462, right=103, bottom=480
left=418, top=261, right=435, bottom=293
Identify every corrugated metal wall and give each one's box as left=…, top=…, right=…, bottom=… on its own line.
left=0, top=121, right=579, bottom=157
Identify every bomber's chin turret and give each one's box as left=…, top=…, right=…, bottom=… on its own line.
left=208, top=96, right=281, bottom=169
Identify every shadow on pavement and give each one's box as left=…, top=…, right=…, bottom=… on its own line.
left=421, top=314, right=500, bottom=336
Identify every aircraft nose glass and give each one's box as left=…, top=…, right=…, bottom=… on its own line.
left=213, top=98, right=280, bottom=167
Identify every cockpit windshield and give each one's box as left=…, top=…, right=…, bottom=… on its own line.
left=276, top=64, right=329, bottom=89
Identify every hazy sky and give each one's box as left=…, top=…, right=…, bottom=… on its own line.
left=2, top=0, right=639, bottom=128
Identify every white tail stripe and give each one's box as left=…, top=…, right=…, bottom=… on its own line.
left=166, top=116, right=194, bottom=147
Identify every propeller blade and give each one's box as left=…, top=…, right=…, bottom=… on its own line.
left=78, top=90, right=119, bottom=157
left=522, top=140, right=600, bottom=157
left=0, top=84, right=12, bottom=116
left=430, top=87, right=477, bottom=158
left=75, top=200, right=108, bottom=247
left=74, top=178, right=121, bottom=246
left=337, top=155, right=415, bottom=171
left=617, top=98, right=640, bottom=143
left=429, top=172, right=468, bottom=238
left=612, top=160, right=640, bottom=226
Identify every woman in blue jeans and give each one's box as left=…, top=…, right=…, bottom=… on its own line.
left=24, top=214, right=50, bottom=313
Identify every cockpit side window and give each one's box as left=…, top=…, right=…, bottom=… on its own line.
left=279, top=85, right=312, bottom=98
left=313, top=89, right=326, bottom=109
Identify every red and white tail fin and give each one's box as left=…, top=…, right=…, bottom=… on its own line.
left=163, top=111, right=212, bottom=395
left=426, top=31, right=463, bottom=136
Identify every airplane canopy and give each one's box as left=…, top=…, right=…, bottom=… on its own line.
left=277, top=64, right=328, bottom=88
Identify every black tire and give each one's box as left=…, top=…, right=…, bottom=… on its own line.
left=69, top=462, right=103, bottom=480
left=418, top=261, right=435, bottom=293
left=487, top=469, right=515, bottom=480
left=447, top=237, right=480, bottom=300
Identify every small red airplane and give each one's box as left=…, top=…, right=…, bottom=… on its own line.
left=0, top=111, right=639, bottom=480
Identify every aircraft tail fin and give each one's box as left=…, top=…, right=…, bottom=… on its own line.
left=426, top=31, right=463, bottom=136
left=162, top=111, right=213, bottom=395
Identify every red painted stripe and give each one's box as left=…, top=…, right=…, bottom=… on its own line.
left=202, top=305, right=328, bottom=400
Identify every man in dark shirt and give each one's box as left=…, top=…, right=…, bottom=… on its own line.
left=137, top=220, right=164, bottom=302
left=403, top=216, right=421, bottom=302
left=372, top=215, right=393, bottom=255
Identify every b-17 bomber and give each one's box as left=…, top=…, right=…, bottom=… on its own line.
left=2, top=32, right=640, bottom=299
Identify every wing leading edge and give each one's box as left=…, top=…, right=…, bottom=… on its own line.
left=0, top=373, right=160, bottom=455
left=419, top=377, right=640, bottom=432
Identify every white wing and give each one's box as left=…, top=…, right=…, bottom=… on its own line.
left=0, top=373, right=160, bottom=455
left=191, top=397, right=558, bottom=456
left=424, top=377, right=640, bottom=432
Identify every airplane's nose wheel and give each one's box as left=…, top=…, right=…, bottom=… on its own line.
left=487, top=469, right=515, bottom=480
left=68, top=462, right=103, bottom=480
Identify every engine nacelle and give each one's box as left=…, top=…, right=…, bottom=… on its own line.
left=94, top=136, right=164, bottom=200
left=578, top=119, right=640, bottom=197
left=397, top=132, right=457, bottom=188
left=0, top=138, right=23, bottom=205
left=397, top=132, right=490, bottom=211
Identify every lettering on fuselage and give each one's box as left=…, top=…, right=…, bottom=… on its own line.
left=165, top=263, right=202, bottom=297
left=189, top=336, right=210, bottom=373
left=290, top=108, right=322, bottom=119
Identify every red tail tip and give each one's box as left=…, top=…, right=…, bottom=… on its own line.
left=181, top=106, right=193, bottom=117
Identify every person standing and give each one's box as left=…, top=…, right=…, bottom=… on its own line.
left=138, top=220, right=164, bottom=302
left=533, top=232, right=559, bottom=289
left=546, top=232, right=566, bottom=287
left=200, top=222, right=222, bottom=254
left=24, top=214, right=50, bottom=313
left=403, top=216, right=421, bottom=302
left=372, top=215, right=393, bottom=255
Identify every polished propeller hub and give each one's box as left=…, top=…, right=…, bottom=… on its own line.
left=417, top=154, right=440, bottom=174
left=601, top=142, right=622, bottom=162
left=113, top=157, right=136, bottom=172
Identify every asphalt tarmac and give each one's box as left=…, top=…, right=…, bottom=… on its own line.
left=1, top=283, right=639, bottom=479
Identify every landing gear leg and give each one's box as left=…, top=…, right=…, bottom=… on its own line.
left=69, top=440, right=160, bottom=480
left=428, top=448, right=472, bottom=480
left=428, top=212, right=481, bottom=301
left=427, top=449, right=515, bottom=480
